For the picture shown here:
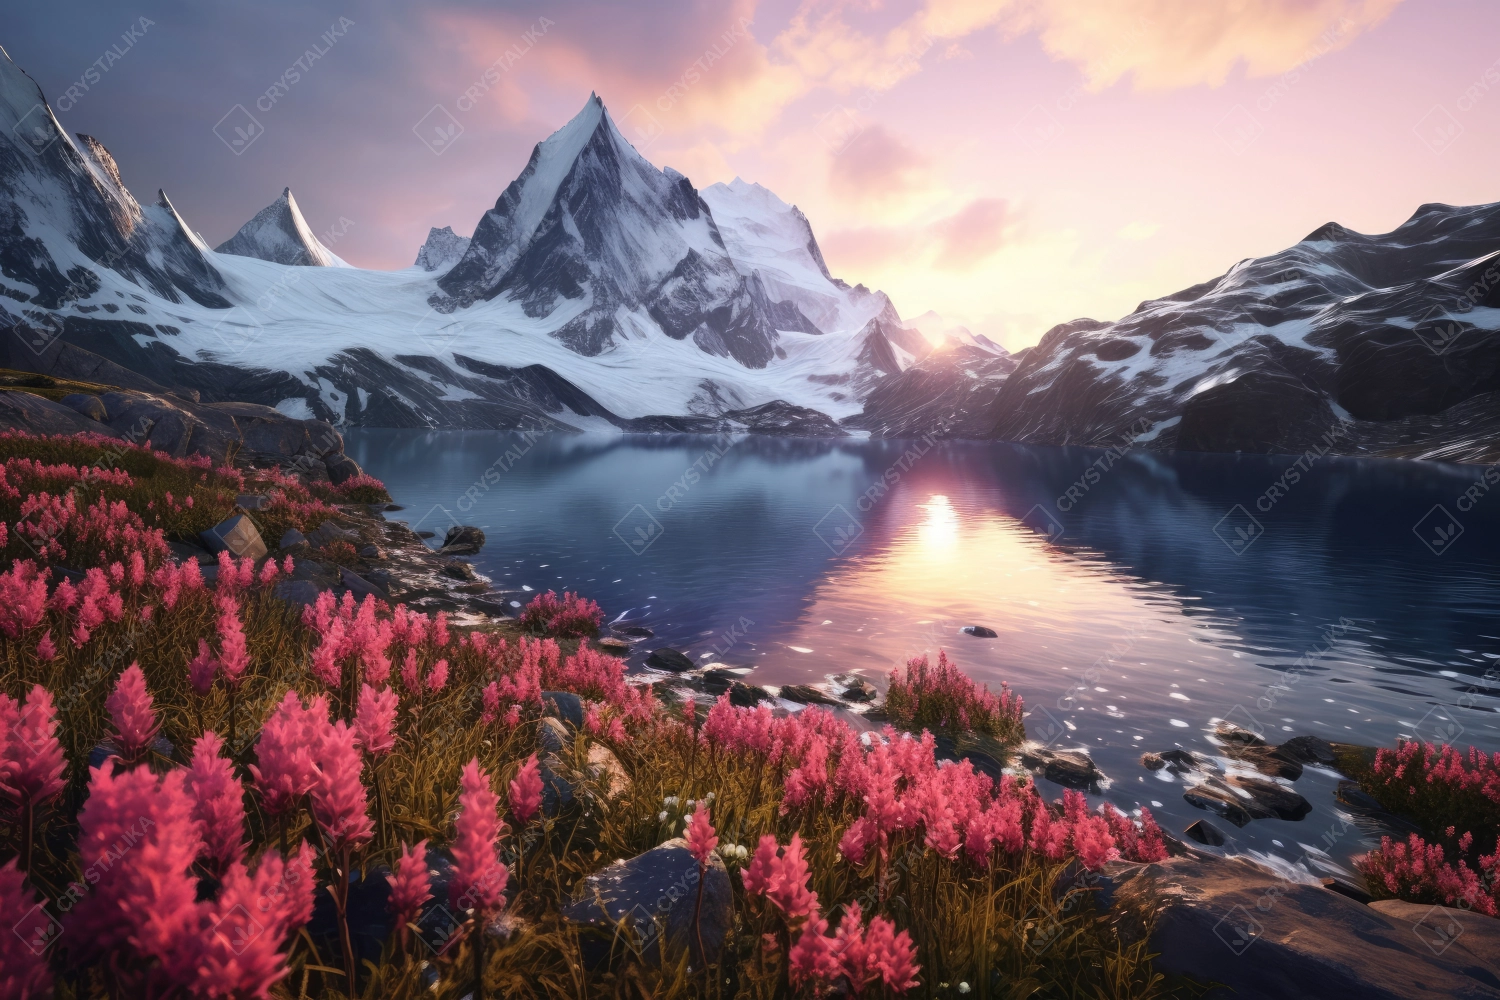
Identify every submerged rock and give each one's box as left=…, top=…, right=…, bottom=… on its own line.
left=646, top=648, right=694, bottom=672
left=562, top=838, right=733, bottom=967
left=839, top=677, right=878, bottom=702
left=596, top=636, right=632, bottom=654
left=729, top=682, right=770, bottom=707
left=614, top=624, right=655, bottom=638
left=961, top=625, right=998, bottom=638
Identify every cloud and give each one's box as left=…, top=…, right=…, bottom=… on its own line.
left=822, top=196, right=1015, bottom=273
left=931, top=197, right=1010, bottom=268
left=828, top=124, right=928, bottom=201
left=1009, top=0, right=1405, bottom=90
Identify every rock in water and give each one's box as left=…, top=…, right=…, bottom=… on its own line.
left=779, top=683, right=837, bottom=705
left=961, top=625, right=998, bottom=638
left=1020, top=744, right=1106, bottom=790
left=646, top=648, right=694, bottom=672
left=840, top=677, right=878, bottom=702
left=1183, top=775, right=1311, bottom=827
left=439, top=525, right=486, bottom=554
left=1183, top=819, right=1225, bottom=847
left=1108, top=852, right=1500, bottom=1000
left=562, top=838, right=733, bottom=967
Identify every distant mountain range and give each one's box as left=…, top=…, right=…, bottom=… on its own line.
left=1, top=44, right=1496, bottom=460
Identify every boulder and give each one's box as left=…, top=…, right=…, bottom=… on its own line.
left=1277, top=735, right=1338, bottom=766
left=439, top=525, right=486, bottom=555
left=729, top=682, right=770, bottom=707
left=440, top=560, right=478, bottom=581
left=596, top=636, right=631, bottom=655
left=1183, top=775, right=1311, bottom=827
left=278, top=527, right=308, bottom=549
left=933, top=732, right=1008, bottom=783
left=340, top=568, right=389, bottom=599
left=198, top=514, right=268, bottom=560
left=358, top=545, right=386, bottom=560
left=779, top=683, right=837, bottom=705
left=699, top=668, right=737, bottom=692
left=307, top=520, right=360, bottom=549
left=540, top=742, right=630, bottom=817
left=324, top=452, right=363, bottom=486
left=273, top=579, right=323, bottom=606
left=1184, top=819, right=1226, bottom=847
left=236, top=493, right=269, bottom=510
left=562, top=838, right=733, bottom=967
left=60, top=392, right=107, bottom=420
left=614, top=625, right=655, bottom=638
left=1214, top=721, right=1267, bottom=746
left=839, top=677, right=878, bottom=702
left=961, top=625, right=999, bottom=638
left=646, top=648, right=695, bottom=672
left=167, top=540, right=215, bottom=565
left=1020, top=744, right=1107, bottom=790
left=0, top=389, right=122, bottom=437
left=542, top=691, right=585, bottom=730
left=102, top=391, right=239, bottom=464
left=1108, top=852, right=1500, bottom=1000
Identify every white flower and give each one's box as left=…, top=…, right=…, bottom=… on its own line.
left=657, top=810, right=668, bottom=822
left=663, top=795, right=679, bottom=807
left=705, top=791, right=715, bottom=801
left=959, top=984, right=971, bottom=994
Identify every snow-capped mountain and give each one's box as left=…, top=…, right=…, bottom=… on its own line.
left=215, top=188, right=349, bottom=267
left=3, top=39, right=1497, bottom=459
left=967, top=203, right=1500, bottom=459
left=0, top=48, right=926, bottom=432
left=414, top=226, right=470, bottom=272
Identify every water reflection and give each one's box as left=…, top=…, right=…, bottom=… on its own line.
left=347, top=429, right=1500, bottom=868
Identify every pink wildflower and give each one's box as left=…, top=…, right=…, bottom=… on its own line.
left=35, top=631, right=55, bottom=661
left=509, top=753, right=543, bottom=827
left=105, top=663, right=160, bottom=763
left=188, top=638, right=218, bottom=695
left=310, top=720, right=373, bottom=853
left=249, top=690, right=329, bottom=816
left=685, top=800, right=718, bottom=867
left=215, top=595, right=250, bottom=687
left=0, top=685, right=66, bottom=808
left=450, top=758, right=509, bottom=914
left=788, top=911, right=839, bottom=987
left=388, top=839, right=433, bottom=942
left=425, top=657, right=449, bottom=692
left=65, top=766, right=202, bottom=983
left=0, top=859, right=53, bottom=998
left=742, top=834, right=780, bottom=895
left=354, top=683, right=398, bottom=757
left=185, top=731, right=246, bottom=876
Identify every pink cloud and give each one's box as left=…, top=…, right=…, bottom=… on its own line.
left=829, top=124, right=928, bottom=201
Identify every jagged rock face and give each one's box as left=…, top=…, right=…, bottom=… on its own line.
left=215, top=188, right=347, bottom=267
left=982, top=201, right=1500, bottom=455
left=0, top=53, right=227, bottom=317
left=436, top=96, right=798, bottom=369
left=413, top=226, right=470, bottom=271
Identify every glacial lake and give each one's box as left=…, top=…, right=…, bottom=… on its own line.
left=346, top=429, right=1500, bottom=874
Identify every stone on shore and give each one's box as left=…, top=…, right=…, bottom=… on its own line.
left=646, top=648, right=694, bottom=672
left=438, top=525, right=486, bottom=554
left=562, top=838, right=733, bottom=968
left=198, top=513, right=267, bottom=560
left=1107, top=851, right=1500, bottom=1000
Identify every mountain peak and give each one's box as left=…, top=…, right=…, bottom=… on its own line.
left=215, top=187, right=348, bottom=267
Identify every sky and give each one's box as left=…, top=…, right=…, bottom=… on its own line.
left=7, top=0, right=1500, bottom=349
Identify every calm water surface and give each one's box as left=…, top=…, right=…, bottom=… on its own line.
left=346, top=429, right=1500, bottom=873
